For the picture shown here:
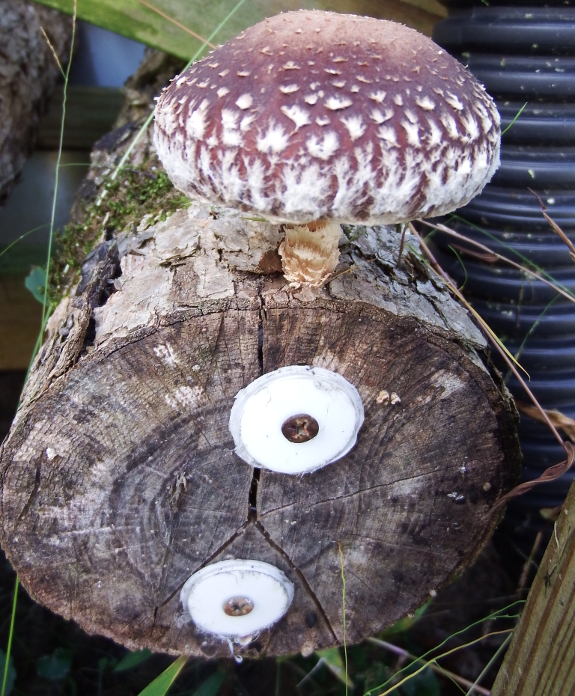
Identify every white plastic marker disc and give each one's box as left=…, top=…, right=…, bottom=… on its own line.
left=229, top=366, right=364, bottom=474
left=181, top=560, right=294, bottom=638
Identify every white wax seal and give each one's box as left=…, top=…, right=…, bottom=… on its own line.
left=229, top=366, right=364, bottom=474
left=181, top=559, right=294, bottom=638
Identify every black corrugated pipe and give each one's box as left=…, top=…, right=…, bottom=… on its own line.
left=431, top=1, right=575, bottom=544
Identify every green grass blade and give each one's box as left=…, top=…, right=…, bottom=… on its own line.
left=113, top=649, right=152, bottom=672
left=192, top=671, right=226, bottom=696
left=42, top=0, right=77, bottom=326
left=502, top=102, right=527, bottom=136
left=0, top=7, right=79, bottom=690
left=137, top=655, right=188, bottom=696
left=0, top=226, right=49, bottom=263
left=1, top=577, right=19, bottom=696
left=338, top=541, right=349, bottom=694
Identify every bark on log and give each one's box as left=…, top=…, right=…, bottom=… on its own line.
left=0, top=1, right=72, bottom=201
left=0, top=60, right=520, bottom=657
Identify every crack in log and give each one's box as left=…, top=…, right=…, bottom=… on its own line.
left=17, top=464, right=41, bottom=522
left=248, top=467, right=260, bottom=523
left=154, top=520, right=251, bottom=615
left=258, top=468, right=451, bottom=517
left=243, top=285, right=338, bottom=644
left=255, top=520, right=338, bottom=643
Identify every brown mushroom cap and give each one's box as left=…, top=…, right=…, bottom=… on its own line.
left=154, top=10, right=500, bottom=225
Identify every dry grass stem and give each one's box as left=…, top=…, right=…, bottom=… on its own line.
left=417, top=219, right=575, bottom=305
left=409, top=223, right=575, bottom=510
left=367, top=637, right=491, bottom=695
left=528, top=189, right=575, bottom=262
left=515, top=402, right=575, bottom=441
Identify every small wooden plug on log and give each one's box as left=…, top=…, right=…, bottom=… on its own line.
left=0, top=203, right=520, bottom=658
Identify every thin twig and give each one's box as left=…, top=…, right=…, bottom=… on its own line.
left=377, top=630, right=513, bottom=696
left=367, top=638, right=491, bottom=695
left=39, top=26, right=65, bottom=78
left=42, top=0, right=77, bottom=328
left=296, top=658, right=325, bottom=689
left=518, top=531, right=543, bottom=593
left=366, top=602, right=523, bottom=696
left=409, top=223, right=575, bottom=509
left=338, top=540, right=348, bottom=696
left=528, top=189, right=575, bottom=261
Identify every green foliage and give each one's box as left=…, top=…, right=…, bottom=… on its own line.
left=137, top=655, right=188, bottom=696
left=381, top=603, right=429, bottom=638
left=24, top=266, right=47, bottom=303
left=113, top=648, right=152, bottom=672
left=0, top=651, right=15, bottom=696
left=359, top=661, right=395, bottom=695
left=31, top=0, right=256, bottom=60
left=36, top=648, right=73, bottom=681
left=191, top=671, right=226, bottom=696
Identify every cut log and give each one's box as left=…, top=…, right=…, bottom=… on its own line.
left=0, top=52, right=520, bottom=656
left=0, top=204, right=520, bottom=658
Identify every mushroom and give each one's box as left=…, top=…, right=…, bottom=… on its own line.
left=180, top=559, right=294, bottom=641
left=229, top=366, right=364, bottom=474
left=154, top=10, right=500, bottom=286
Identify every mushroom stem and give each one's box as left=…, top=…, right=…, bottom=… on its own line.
left=278, top=220, right=342, bottom=286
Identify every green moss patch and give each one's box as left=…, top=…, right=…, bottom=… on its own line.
left=49, top=166, right=190, bottom=307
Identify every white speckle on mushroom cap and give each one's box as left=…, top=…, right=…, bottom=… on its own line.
left=154, top=10, right=500, bottom=226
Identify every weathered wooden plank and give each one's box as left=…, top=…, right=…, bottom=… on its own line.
left=492, top=477, right=575, bottom=696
